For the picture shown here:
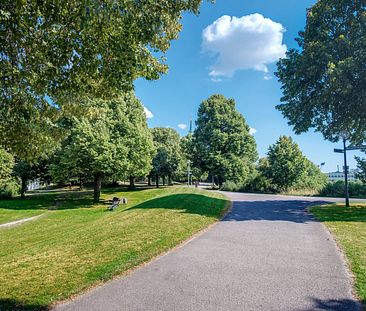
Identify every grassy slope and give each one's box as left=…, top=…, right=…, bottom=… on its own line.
left=311, top=204, right=366, bottom=308
left=0, top=186, right=229, bottom=311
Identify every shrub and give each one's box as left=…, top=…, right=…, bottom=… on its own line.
left=320, top=181, right=366, bottom=198
left=0, top=179, right=20, bottom=199
left=221, top=181, right=242, bottom=192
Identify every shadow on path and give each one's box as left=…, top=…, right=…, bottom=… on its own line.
left=223, top=200, right=330, bottom=223
left=296, top=297, right=362, bottom=311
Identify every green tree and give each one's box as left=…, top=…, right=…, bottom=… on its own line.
left=276, top=0, right=366, bottom=144
left=53, top=97, right=131, bottom=202
left=265, top=136, right=307, bottom=190
left=293, top=158, right=327, bottom=192
left=191, top=94, right=257, bottom=186
left=0, top=1, right=208, bottom=158
left=12, top=161, right=37, bottom=198
left=0, top=148, right=19, bottom=198
left=150, top=128, right=182, bottom=187
left=355, top=155, right=366, bottom=184
left=121, top=94, right=155, bottom=189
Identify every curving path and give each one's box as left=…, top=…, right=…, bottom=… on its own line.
left=54, top=192, right=361, bottom=311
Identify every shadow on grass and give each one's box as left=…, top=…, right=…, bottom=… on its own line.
left=0, top=189, right=117, bottom=211
left=126, top=193, right=228, bottom=218
left=297, top=297, right=363, bottom=311
left=0, top=299, right=48, bottom=311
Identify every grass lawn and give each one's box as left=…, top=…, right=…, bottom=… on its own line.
left=311, top=204, right=366, bottom=309
left=0, top=186, right=229, bottom=311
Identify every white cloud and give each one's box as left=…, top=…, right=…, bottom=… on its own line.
left=202, top=13, right=287, bottom=79
left=249, top=127, right=257, bottom=135
left=143, top=106, right=154, bottom=119
left=178, top=123, right=187, bottom=130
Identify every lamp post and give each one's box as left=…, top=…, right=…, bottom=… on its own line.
left=334, top=131, right=366, bottom=207
left=342, top=137, right=350, bottom=207
left=339, top=131, right=350, bottom=207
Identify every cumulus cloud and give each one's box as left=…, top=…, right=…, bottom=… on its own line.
left=143, top=106, right=154, bottom=119
left=202, top=13, right=287, bottom=80
left=249, top=127, right=257, bottom=135
left=178, top=123, right=187, bottom=130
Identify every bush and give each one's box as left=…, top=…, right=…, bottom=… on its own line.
left=245, top=175, right=273, bottom=192
left=0, top=180, right=20, bottom=199
left=221, top=181, right=242, bottom=192
left=320, top=181, right=366, bottom=198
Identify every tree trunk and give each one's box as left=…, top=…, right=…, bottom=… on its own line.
left=93, top=173, right=102, bottom=203
left=168, top=175, right=172, bottom=185
left=162, top=175, right=165, bottom=186
left=21, top=177, right=27, bottom=198
left=129, top=176, right=135, bottom=190
left=156, top=174, right=159, bottom=188
left=79, top=175, right=83, bottom=190
left=148, top=174, right=152, bottom=186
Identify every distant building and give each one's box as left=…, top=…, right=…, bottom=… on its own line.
left=326, top=169, right=360, bottom=182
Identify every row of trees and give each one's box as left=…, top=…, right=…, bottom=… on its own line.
left=0, top=92, right=187, bottom=202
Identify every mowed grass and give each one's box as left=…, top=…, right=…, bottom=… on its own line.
left=311, top=204, right=366, bottom=308
left=0, top=186, right=229, bottom=311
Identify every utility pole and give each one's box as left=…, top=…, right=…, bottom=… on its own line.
left=342, top=138, right=350, bottom=207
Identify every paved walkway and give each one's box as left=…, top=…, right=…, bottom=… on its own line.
left=54, top=192, right=360, bottom=311
left=0, top=214, right=44, bottom=229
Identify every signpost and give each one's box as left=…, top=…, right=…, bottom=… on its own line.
left=334, top=140, right=366, bottom=207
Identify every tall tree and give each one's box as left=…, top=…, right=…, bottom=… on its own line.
left=150, top=128, right=182, bottom=187
left=191, top=94, right=257, bottom=186
left=53, top=95, right=135, bottom=202
left=355, top=155, right=366, bottom=184
left=121, top=94, right=155, bottom=189
left=0, top=0, right=209, bottom=158
left=276, top=0, right=366, bottom=144
left=265, top=136, right=307, bottom=190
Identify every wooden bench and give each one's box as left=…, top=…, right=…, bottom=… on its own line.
left=108, top=197, right=128, bottom=211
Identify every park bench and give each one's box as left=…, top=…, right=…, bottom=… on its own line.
left=108, top=197, right=128, bottom=211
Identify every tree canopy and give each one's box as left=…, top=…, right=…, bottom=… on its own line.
left=276, top=0, right=366, bottom=144
left=51, top=92, right=151, bottom=202
left=150, top=127, right=182, bottom=187
left=355, top=155, right=366, bottom=184
left=0, top=0, right=208, bottom=158
left=191, top=94, right=257, bottom=185
left=263, top=136, right=322, bottom=191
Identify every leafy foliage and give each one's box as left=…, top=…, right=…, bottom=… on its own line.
left=321, top=180, right=366, bottom=198
left=51, top=93, right=152, bottom=202
left=276, top=0, right=366, bottom=143
left=0, top=0, right=208, bottom=158
left=191, top=94, right=257, bottom=185
left=0, top=148, right=19, bottom=198
left=355, top=155, right=366, bottom=184
left=150, top=127, right=182, bottom=186
left=264, top=136, right=307, bottom=190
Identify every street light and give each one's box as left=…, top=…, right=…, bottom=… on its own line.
left=339, top=131, right=350, bottom=207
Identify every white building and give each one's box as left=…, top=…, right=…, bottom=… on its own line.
left=326, top=169, right=360, bottom=182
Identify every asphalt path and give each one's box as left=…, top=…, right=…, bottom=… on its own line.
left=54, top=192, right=361, bottom=311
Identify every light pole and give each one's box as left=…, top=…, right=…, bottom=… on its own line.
left=334, top=133, right=366, bottom=207
left=342, top=137, right=350, bottom=207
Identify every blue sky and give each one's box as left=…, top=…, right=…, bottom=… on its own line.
left=135, top=0, right=362, bottom=173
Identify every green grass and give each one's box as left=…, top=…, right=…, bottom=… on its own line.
left=0, top=186, right=229, bottom=311
left=311, top=204, right=366, bottom=309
